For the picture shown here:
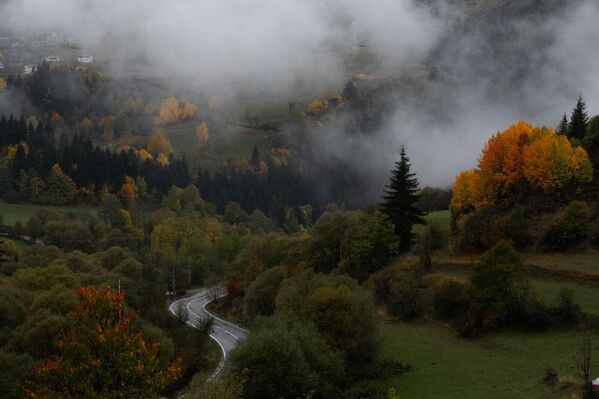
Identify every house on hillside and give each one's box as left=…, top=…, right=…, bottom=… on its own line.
left=77, top=55, right=94, bottom=64
left=23, top=64, right=38, bottom=74
left=45, top=55, right=60, bottom=63
left=357, top=32, right=371, bottom=47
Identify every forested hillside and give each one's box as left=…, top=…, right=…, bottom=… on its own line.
left=1, top=0, right=599, bottom=398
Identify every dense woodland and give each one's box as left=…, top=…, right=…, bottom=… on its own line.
left=1, top=2, right=599, bottom=396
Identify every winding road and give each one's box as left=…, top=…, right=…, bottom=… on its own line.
left=168, top=288, right=249, bottom=378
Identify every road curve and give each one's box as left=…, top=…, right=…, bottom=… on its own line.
left=169, top=288, right=249, bottom=379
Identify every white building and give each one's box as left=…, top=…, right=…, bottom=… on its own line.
left=0, top=63, right=4, bottom=70
left=45, top=55, right=60, bottom=63
left=77, top=55, right=94, bottom=64
left=23, top=64, right=38, bottom=74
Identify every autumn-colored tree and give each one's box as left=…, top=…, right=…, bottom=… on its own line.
left=0, top=77, right=6, bottom=90
left=151, top=218, right=197, bottom=263
left=451, top=121, right=594, bottom=214
left=307, top=99, right=326, bottom=114
left=450, top=170, right=482, bottom=214
left=523, top=128, right=593, bottom=191
left=135, top=176, right=149, bottom=200
left=26, top=115, right=40, bottom=130
left=27, top=286, right=180, bottom=399
left=147, top=130, right=173, bottom=155
left=199, top=217, right=221, bottom=246
left=116, top=209, right=133, bottom=228
left=45, top=164, right=77, bottom=205
left=271, top=147, right=291, bottom=168
left=119, top=178, right=137, bottom=208
left=137, top=148, right=153, bottom=162
left=181, top=102, right=197, bottom=120
left=196, top=121, right=209, bottom=145
left=28, top=176, right=45, bottom=201
left=157, top=153, right=170, bottom=166
left=477, top=120, right=533, bottom=199
left=78, top=117, right=94, bottom=136
left=49, top=112, right=65, bottom=127
left=158, top=97, right=181, bottom=125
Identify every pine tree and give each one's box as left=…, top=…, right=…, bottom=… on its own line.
left=557, top=114, right=568, bottom=135
left=568, top=95, right=589, bottom=140
left=250, top=145, right=261, bottom=169
left=381, top=146, right=426, bottom=251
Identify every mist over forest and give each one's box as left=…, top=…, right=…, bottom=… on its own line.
left=3, top=1, right=599, bottom=399
left=2, top=0, right=598, bottom=191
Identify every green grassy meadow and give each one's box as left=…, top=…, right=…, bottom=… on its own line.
left=164, top=120, right=276, bottom=172
left=435, top=266, right=599, bottom=315
left=382, top=227, right=599, bottom=399
left=413, top=210, right=451, bottom=235
left=369, top=321, right=595, bottom=399
left=0, top=201, right=96, bottom=226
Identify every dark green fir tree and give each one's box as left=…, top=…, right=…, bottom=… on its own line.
left=557, top=113, right=568, bottom=135
left=381, top=146, right=426, bottom=251
left=568, top=95, right=589, bottom=140
left=250, top=144, right=261, bottom=169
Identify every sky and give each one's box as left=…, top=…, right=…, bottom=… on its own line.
left=1, top=0, right=598, bottom=190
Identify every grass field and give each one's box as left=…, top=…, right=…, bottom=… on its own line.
left=165, top=120, right=276, bottom=172
left=524, top=253, right=599, bottom=276
left=0, top=201, right=97, bottom=226
left=414, top=210, right=451, bottom=235
left=369, top=321, right=596, bottom=399
left=435, top=267, right=599, bottom=315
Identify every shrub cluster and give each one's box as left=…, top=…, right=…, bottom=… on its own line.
left=430, top=242, right=582, bottom=336
left=543, top=201, right=590, bottom=251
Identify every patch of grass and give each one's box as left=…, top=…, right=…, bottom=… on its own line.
left=164, top=120, right=275, bottom=172
left=531, top=279, right=599, bottom=315
left=414, top=210, right=451, bottom=235
left=434, top=267, right=599, bottom=315
left=0, top=201, right=96, bottom=226
left=368, top=321, right=594, bottom=399
left=524, top=253, right=599, bottom=276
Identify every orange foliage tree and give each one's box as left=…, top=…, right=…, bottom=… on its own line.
left=119, top=176, right=137, bottom=208
left=147, top=130, right=173, bottom=155
left=181, top=102, right=197, bottom=120
left=27, top=286, right=180, bottom=399
left=451, top=121, right=593, bottom=214
left=158, top=98, right=197, bottom=125
left=158, top=97, right=181, bottom=125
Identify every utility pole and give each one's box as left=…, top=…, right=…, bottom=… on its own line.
left=172, top=262, right=176, bottom=295
left=188, top=256, right=191, bottom=288
left=118, top=279, right=122, bottom=323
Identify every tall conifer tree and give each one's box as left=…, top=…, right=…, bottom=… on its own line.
left=568, top=95, right=589, bottom=140
left=557, top=114, right=568, bottom=135
left=381, top=146, right=426, bottom=251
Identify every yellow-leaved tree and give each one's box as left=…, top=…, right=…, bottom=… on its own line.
left=158, top=97, right=181, bottom=125
left=147, top=130, right=173, bottom=155
left=450, top=121, right=593, bottom=214
left=196, top=121, right=209, bottom=145
left=181, top=102, right=197, bottom=120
